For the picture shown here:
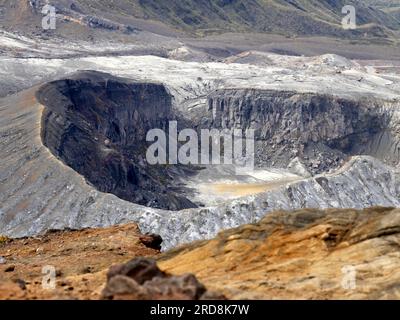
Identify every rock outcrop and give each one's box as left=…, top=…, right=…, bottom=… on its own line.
left=205, top=89, right=400, bottom=173
left=0, top=223, right=160, bottom=299
left=102, top=258, right=223, bottom=300
left=37, top=71, right=196, bottom=210
left=139, top=234, right=163, bottom=251
left=159, top=207, right=400, bottom=299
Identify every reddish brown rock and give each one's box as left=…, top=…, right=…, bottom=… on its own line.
left=0, top=282, right=26, bottom=300
left=107, top=258, right=165, bottom=285
left=142, top=273, right=206, bottom=300
left=0, top=223, right=160, bottom=300
left=139, top=234, right=163, bottom=251
left=2, top=207, right=400, bottom=300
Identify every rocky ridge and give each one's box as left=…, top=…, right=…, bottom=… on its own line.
left=38, top=71, right=196, bottom=210
left=1, top=207, right=400, bottom=300
left=205, top=89, right=400, bottom=173
left=1, top=0, right=399, bottom=39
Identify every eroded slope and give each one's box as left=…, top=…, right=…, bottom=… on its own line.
left=0, top=223, right=159, bottom=299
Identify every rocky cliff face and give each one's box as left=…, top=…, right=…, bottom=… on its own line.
left=204, top=89, right=399, bottom=173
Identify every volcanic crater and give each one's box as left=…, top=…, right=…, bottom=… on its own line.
left=36, top=70, right=399, bottom=212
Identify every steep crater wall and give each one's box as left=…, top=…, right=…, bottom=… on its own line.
left=37, top=71, right=196, bottom=210
left=202, top=89, right=397, bottom=173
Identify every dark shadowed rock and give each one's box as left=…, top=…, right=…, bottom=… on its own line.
left=205, top=89, right=387, bottom=173
left=139, top=233, right=163, bottom=250
left=13, top=279, right=27, bottom=290
left=4, top=265, right=15, bottom=273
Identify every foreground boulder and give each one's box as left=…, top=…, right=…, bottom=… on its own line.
left=102, top=258, right=224, bottom=300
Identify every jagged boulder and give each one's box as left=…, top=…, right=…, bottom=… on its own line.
left=159, top=207, right=400, bottom=299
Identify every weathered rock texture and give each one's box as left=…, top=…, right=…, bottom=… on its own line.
left=102, top=257, right=224, bottom=300
left=1, top=71, right=400, bottom=250
left=37, top=71, right=196, bottom=210
left=0, top=223, right=160, bottom=300
left=205, top=89, right=400, bottom=173
left=1, top=207, right=399, bottom=300
left=159, top=207, right=400, bottom=300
